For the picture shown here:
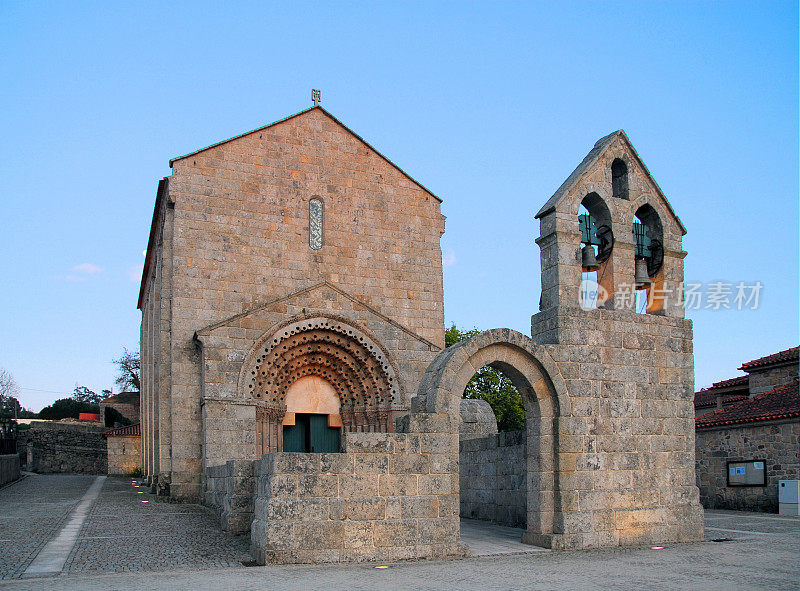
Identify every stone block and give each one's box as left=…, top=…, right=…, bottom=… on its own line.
left=268, top=497, right=330, bottom=521
left=372, top=520, right=417, bottom=547
left=319, top=453, right=354, bottom=474
left=379, top=474, right=419, bottom=496
left=354, top=453, right=389, bottom=474
left=296, top=473, right=339, bottom=496
left=339, top=473, right=379, bottom=497
left=343, top=433, right=397, bottom=453
left=343, top=521, right=374, bottom=548
left=347, top=497, right=387, bottom=521
left=294, top=521, right=343, bottom=550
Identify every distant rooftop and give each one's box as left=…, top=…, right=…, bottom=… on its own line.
left=694, top=375, right=749, bottom=408
left=739, top=346, right=799, bottom=372
left=695, top=380, right=800, bottom=429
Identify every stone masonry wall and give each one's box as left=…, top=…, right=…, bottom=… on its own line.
left=107, top=436, right=142, bottom=476
left=695, top=419, right=800, bottom=512
left=20, top=422, right=106, bottom=474
left=460, top=431, right=526, bottom=527
left=250, top=416, right=463, bottom=564
left=533, top=306, right=704, bottom=548
left=204, top=459, right=255, bottom=535
left=747, top=365, right=799, bottom=397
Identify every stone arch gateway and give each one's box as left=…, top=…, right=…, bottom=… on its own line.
left=414, top=328, right=569, bottom=547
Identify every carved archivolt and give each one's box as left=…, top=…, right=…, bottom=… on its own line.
left=244, top=317, right=398, bottom=432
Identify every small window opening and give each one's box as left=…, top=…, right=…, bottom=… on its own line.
left=309, top=197, right=323, bottom=250
left=611, top=158, right=629, bottom=200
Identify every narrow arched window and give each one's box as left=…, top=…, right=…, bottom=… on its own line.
left=611, top=158, right=629, bottom=200
left=309, top=198, right=323, bottom=250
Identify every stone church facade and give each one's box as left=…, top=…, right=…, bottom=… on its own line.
left=138, top=104, right=704, bottom=562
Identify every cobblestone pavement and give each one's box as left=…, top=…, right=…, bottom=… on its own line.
left=0, top=474, right=94, bottom=579
left=63, top=476, right=251, bottom=574
left=0, top=473, right=250, bottom=580
left=2, top=510, right=799, bottom=590
left=3, top=473, right=798, bottom=589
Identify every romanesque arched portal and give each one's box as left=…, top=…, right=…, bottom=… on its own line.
left=240, top=316, right=401, bottom=453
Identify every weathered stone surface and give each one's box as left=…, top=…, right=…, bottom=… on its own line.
left=696, top=419, right=799, bottom=511
left=250, top=426, right=465, bottom=564
left=17, top=422, right=106, bottom=475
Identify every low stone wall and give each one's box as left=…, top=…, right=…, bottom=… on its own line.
left=460, top=431, right=526, bottom=527
left=204, top=459, right=255, bottom=535
left=250, top=413, right=464, bottom=564
left=19, top=422, right=106, bottom=474
left=0, top=454, right=20, bottom=487
left=696, top=419, right=800, bottom=512
left=107, top=436, right=142, bottom=475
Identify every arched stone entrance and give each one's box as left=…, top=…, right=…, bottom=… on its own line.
left=240, top=316, right=401, bottom=454
left=416, top=328, right=569, bottom=547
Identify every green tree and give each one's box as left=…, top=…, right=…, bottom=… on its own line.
left=72, top=385, right=104, bottom=405
left=445, top=324, right=525, bottom=432
left=113, top=348, right=140, bottom=392
left=38, top=398, right=100, bottom=421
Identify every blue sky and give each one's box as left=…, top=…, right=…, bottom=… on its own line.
left=1, top=2, right=797, bottom=411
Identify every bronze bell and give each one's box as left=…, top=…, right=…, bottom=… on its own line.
left=634, top=258, right=652, bottom=289
left=581, top=245, right=600, bottom=271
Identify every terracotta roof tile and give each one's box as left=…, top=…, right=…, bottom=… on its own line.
left=695, top=380, right=800, bottom=429
left=739, top=346, right=799, bottom=371
left=103, top=423, right=141, bottom=437
left=694, top=375, right=749, bottom=408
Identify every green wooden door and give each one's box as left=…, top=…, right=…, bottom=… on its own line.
left=309, top=414, right=340, bottom=453
left=282, top=415, right=308, bottom=452
left=282, top=414, right=340, bottom=453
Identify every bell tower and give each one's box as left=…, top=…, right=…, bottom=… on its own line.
left=530, top=130, right=705, bottom=546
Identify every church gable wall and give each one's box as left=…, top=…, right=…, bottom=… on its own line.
left=158, top=109, right=444, bottom=500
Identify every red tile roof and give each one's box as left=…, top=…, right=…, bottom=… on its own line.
left=739, top=346, right=799, bottom=371
left=710, top=375, right=750, bottom=389
left=694, top=375, right=750, bottom=408
left=695, top=380, right=800, bottom=429
left=103, top=423, right=141, bottom=437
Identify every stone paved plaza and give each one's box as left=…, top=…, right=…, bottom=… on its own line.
left=1, top=473, right=798, bottom=589
left=0, top=474, right=250, bottom=580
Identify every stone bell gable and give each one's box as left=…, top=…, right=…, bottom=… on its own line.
left=535, top=130, right=687, bottom=316
left=139, top=106, right=446, bottom=500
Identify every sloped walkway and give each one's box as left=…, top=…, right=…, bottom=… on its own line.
left=460, top=518, right=549, bottom=556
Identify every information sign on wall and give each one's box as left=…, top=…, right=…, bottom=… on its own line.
left=727, top=460, right=766, bottom=486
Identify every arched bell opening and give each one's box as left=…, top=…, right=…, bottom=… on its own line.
left=578, top=193, right=614, bottom=309
left=245, top=318, right=399, bottom=455
left=632, top=204, right=665, bottom=314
